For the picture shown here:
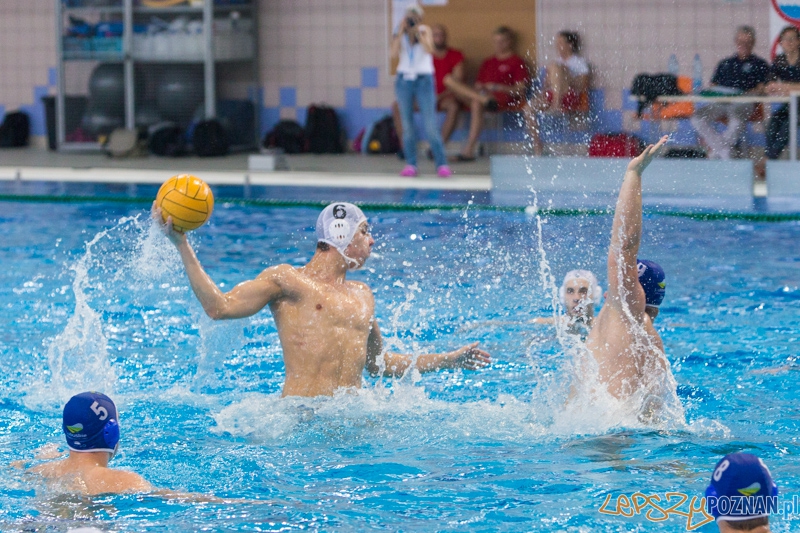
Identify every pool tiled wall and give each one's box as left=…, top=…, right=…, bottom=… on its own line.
left=0, top=0, right=773, bottom=147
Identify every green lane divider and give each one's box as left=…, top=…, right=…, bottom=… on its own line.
left=1, top=193, right=798, bottom=222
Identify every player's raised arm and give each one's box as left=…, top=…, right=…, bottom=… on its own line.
left=153, top=203, right=288, bottom=320
left=605, top=135, right=667, bottom=312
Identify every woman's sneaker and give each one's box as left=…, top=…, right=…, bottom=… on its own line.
left=399, top=165, right=418, bottom=177
left=437, top=165, right=453, bottom=178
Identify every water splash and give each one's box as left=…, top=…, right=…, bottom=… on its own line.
left=24, top=218, right=140, bottom=410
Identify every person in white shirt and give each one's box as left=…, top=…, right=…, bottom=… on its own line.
left=390, top=5, right=452, bottom=178
left=525, top=30, right=591, bottom=156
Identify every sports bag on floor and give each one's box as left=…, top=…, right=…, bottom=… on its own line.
left=193, top=119, right=230, bottom=157
left=0, top=111, right=30, bottom=147
left=263, top=120, right=307, bottom=154
left=305, top=105, right=344, bottom=154
left=365, top=115, right=400, bottom=154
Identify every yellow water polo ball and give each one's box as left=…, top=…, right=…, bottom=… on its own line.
left=155, top=174, right=214, bottom=232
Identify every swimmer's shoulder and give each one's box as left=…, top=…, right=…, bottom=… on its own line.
left=256, top=263, right=296, bottom=280
left=28, top=457, right=76, bottom=479
left=84, top=466, right=153, bottom=495
left=28, top=461, right=60, bottom=478
left=256, top=264, right=303, bottom=291
left=346, top=280, right=374, bottom=298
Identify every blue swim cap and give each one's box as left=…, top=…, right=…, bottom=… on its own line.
left=636, top=259, right=665, bottom=307
left=705, top=453, right=778, bottom=522
left=62, top=392, right=120, bottom=455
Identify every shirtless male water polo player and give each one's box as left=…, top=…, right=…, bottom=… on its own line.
left=155, top=202, right=491, bottom=397
left=584, top=136, right=676, bottom=403
left=30, top=392, right=152, bottom=495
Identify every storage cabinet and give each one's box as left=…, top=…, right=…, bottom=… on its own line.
left=55, top=0, right=257, bottom=151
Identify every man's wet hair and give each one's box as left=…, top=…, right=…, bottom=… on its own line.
left=317, top=241, right=331, bottom=252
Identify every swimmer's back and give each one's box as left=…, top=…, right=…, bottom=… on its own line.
left=31, top=460, right=151, bottom=495
left=585, top=305, right=666, bottom=398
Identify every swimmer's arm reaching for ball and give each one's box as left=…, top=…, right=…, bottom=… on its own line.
left=605, top=135, right=667, bottom=313
left=365, top=319, right=491, bottom=376
left=154, top=204, right=288, bottom=319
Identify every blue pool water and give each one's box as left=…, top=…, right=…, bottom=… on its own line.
left=1, top=200, right=799, bottom=532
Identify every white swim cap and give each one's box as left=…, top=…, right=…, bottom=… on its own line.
left=559, top=269, right=602, bottom=306
left=316, top=202, right=368, bottom=268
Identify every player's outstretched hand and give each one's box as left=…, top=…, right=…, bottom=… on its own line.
left=627, top=135, right=668, bottom=175
left=450, top=342, right=491, bottom=370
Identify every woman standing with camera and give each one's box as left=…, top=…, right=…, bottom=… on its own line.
left=391, top=5, right=451, bottom=178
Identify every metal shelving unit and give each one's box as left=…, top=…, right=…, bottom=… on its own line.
left=55, top=0, right=257, bottom=151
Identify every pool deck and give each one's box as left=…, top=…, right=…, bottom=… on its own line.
left=1, top=146, right=798, bottom=214
left=0, top=147, right=491, bottom=191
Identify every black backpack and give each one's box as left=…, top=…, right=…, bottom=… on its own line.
left=366, top=116, right=400, bottom=154
left=0, top=111, right=30, bottom=147
left=149, top=124, right=186, bottom=157
left=193, top=119, right=230, bottom=157
left=263, top=120, right=307, bottom=154
left=305, top=105, right=344, bottom=154
left=630, top=73, right=681, bottom=116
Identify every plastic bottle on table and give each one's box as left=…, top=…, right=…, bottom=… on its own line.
left=668, top=54, right=679, bottom=76
left=693, top=54, right=703, bottom=93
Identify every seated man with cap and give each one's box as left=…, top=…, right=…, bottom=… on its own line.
left=534, top=269, right=602, bottom=340
left=155, top=202, right=490, bottom=398
left=584, top=136, right=678, bottom=410
left=705, top=452, right=777, bottom=532
left=29, top=392, right=152, bottom=495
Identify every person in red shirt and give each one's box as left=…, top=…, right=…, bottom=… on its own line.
left=443, top=26, right=530, bottom=161
left=392, top=24, right=465, bottom=154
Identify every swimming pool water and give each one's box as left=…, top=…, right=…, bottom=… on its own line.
left=1, top=201, right=799, bottom=532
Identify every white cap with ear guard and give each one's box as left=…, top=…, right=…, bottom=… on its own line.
left=316, top=202, right=367, bottom=268
left=559, top=269, right=603, bottom=306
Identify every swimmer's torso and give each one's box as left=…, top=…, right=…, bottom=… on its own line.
left=585, top=306, right=668, bottom=399
left=268, top=266, right=374, bottom=397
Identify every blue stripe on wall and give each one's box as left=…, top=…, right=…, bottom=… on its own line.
left=279, top=87, right=296, bottom=108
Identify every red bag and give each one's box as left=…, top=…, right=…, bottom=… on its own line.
left=588, top=133, right=645, bottom=157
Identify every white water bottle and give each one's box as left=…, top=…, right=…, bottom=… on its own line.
left=693, top=54, right=703, bottom=93
left=668, top=54, right=679, bottom=76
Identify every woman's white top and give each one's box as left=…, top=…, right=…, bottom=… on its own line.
left=396, top=33, right=434, bottom=80
left=557, top=55, right=590, bottom=77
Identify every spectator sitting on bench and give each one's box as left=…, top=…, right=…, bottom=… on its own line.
left=765, top=26, right=800, bottom=160
left=691, top=25, right=769, bottom=160
left=442, top=26, right=530, bottom=161
left=524, top=30, right=590, bottom=156
left=392, top=24, right=465, bottom=158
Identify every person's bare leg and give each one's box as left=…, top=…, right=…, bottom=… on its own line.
left=444, top=75, right=493, bottom=106
left=439, top=95, right=460, bottom=144
left=523, top=101, right=543, bottom=156
left=547, top=63, right=569, bottom=113
left=391, top=100, right=404, bottom=152
left=460, top=98, right=485, bottom=158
